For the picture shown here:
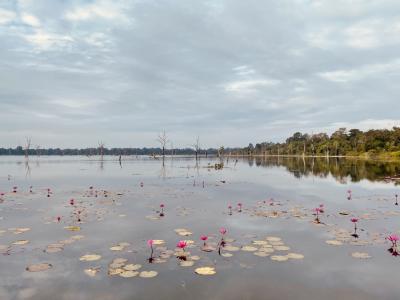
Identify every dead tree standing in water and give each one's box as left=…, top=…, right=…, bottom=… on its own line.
left=98, top=142, right=105, bottom=161
left=192, top=136, right=201, bottom=161
left=157, top=130, right=169, bottom=166
left=24, top=137, right=31, bottom=159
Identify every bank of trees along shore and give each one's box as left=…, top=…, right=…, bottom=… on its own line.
left=237, top=127, right=400, bottom=158
left=3, top=127, right=400, bottom=159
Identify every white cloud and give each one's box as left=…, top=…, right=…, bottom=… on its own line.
left=21, top=13, right=40, bottom=27
left=0, top=8, right=16, bottom=25
left=329, top=119, right=400, bottom=132
left=23, top=29, right=73, bottom=50
left=233, top=65, right=255, bottom=76
left=65, top=0, right=128, bottom=22
left=224, top=79, right=280, bottom=93
left=318, top=59, right=400, bottom=82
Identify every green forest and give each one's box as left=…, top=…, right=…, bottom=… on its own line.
left=236, top=127, right=400, bottom=159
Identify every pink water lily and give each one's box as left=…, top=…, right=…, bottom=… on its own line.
left=147, top=240, right=154, bottom=262
left=159, top=203, right=165, bottom=216
left=200, top=235, right=208, bottom=246
left=313, top=207, right=322, bottom=223
left=350, top=218, right=359, bottom=238
left=219, top=228, right=227, bottom=235
left=387, top=234, right=400, bottom=256
left=177, top=240, right=187, bottom=249
left=388, top=234, right=400, bottom=243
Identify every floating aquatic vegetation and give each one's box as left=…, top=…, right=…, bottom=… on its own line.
left=254, top=252, right=269, bottom=257
left=351, top=252, right=371, bottom=259
left=139, top=271, right=158, bottom=278
left=64, top=226, right=81, bottom=231
left=110, top=245, right=124, bottom=251
left=325, top=240, right=343, bottom=246
left=221, top=252, right=233, bottom=257
left=26, top=263, right=52, bottom=272
left=287, top=253, right=304, bottom=259
left=274, top=245, right=290, bottom=251
left=45, top=244, right=63, bottom=253
left=270, top=255, right=288, bottom=262
left=84, top=268, right=100, bottom=277
left=195, top=267, right=216, bottom=275
left=12, top=240, right=29, bottom=245
left=180, top=260, right=194, bottom=267
left=224, top=245, right=240, bottom=252
left=80, top=254, right=102, bottom=261
left=123, top=264, right=142, bottom=271
left=252, top=240, right=268, bottom=246
left=13, top=227, right=30, bottom=234
left=241, top=245, right=258, bottom=252
left=120, top=270, right=139, bottom=278
left=266, top=237, right=281, bottom=242
left=174, top=228, right=192, bottom=236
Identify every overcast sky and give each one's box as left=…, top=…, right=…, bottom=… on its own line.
left=0, top=0, right=399, bottom=148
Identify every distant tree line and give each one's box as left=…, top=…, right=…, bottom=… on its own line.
left=236, top=127, right=400, bottom=157
left=0, top=146, right=223, bottom=156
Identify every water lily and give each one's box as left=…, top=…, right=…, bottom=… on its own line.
left=218, top=228, right=227, bottom=254
left=147, top=239, right=154, bottom=262
left=200, top=235, right=208, bottom=246
left=350, top=218, right=359, bottom=238
left=159, top=203, right=165, bottom=217
left=347, top=189, right=352, bottom=200
left=387, top=234, right=400, bottom=256
left=238, top=203, right=242, bottom=212
left=176, top=240, right=187, bottom=260
left=313, top=207, right=322, bottom=223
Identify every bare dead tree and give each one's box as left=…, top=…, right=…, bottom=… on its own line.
left=24, top=137, right=31, bottom=159
left=170, top=142, right=174, bottom=157
left=191, top=136, right=201, bottom=161
left=157, top=130, right=169, bottom=164
left=35, top=145, right=41, bottom=157
left=98, top=141, right=105, bottom=161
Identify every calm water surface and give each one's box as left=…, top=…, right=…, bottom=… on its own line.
left=0, top=156, right=399, bottom=300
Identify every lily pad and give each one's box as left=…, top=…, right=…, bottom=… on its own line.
left=123, top=264, right=142, bottom=271
left=13, top=240, right=29, bottom=245
left=119, top=270, right=139, bottom=278
left=351, top=252, right=371, bottom=259
left=64, top=226, right=81, bottom=231
left=241, top=245, right=258, bottom=252
left=271, top=255, right=288, bottom=262
left=26, top=263, right=52, bottom=272
left=180, top=260, right=195, bottom=267
left=195, top=267, right=216, bottom=275
left=84, top=268, right=99, bottom=277
left=80, top=254, right=102, bottom=261
left=287, top=253, right=304, bottom=259
left=139, top=271, right=158, bottom=278
left=325, top=240, right=343, bottom=246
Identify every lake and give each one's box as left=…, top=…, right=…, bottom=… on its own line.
left=0, top=156, right=399, bottom=300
